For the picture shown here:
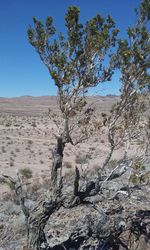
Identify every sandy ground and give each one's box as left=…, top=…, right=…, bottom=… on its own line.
left=0, top=96, right=149, bottom=250
left=0, top=95, right=146, bottom=195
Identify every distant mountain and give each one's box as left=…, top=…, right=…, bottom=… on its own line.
left=0, top=95, right=118, bottom=116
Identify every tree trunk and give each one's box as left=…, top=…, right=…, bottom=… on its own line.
left=27, top=198, right=62, bottom=250
left=28, top=118, right=72, bottom=249
left=51, top=136, right=65, bottom=191
left=51, top=118, right=72, bottom=191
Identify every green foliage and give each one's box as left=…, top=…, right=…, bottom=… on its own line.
left=111, top=0, right=150, bottom=93
left=133, top=160, right=145, bottom=171
left=7, top=181, right=16, bottom=191
left=28, top=6, right=118, bottom=118
left=75, top=154, right=88, bottom=165
left=107, top=0, right=150, bottom=144
left=130, top=159, right=146, bottom=185
left=20, top=168, right=33, bottom=179
left=107, top=159, right=117, bottom=168
left=130, top=173, right=140, bottom=185
left=27, top=1, right=149, bottom=149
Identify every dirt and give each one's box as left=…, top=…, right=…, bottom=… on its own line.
left=0, top=95, right=149, bottom=250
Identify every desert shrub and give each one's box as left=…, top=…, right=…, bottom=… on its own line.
left=10, top=161, right=14, bottom=167
left=107, top=159, right=118, bottom=168
left=130, top=160, right=146, bottom=185
left=101, top=140, right=105, bottom=144
left=140, top=171, right=150, bottom=184
left=30, top=184, right=39, bottom=193
left=28, top=140, right=33, bottom=145
left=64, top=161, right=72, bottom=169
left=20, top=168, right=33, bottom=179
left=129, top=173, right=140, bottom=185
left=1, top=146, right=6, bottom=153
left=15, top=147, right=20, bottom=152
left=137, top=140, right=144, bottom=146
left=7, top=181, right=16, bottom=190
left=5, top=122, right=11, bottom=127
left=32, top=121, right=36, bottom=127
left=89, top=146, right=95, bottom=151
left=133, top=160, right=145, bottom=171
left=86, top=153, right=92, bottom=160
left=75, top=155, right=88, bottom=165
left=7, top=140, right=13, bottom=145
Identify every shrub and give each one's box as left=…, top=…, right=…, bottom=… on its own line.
left=8, top=181, right=16, bottom=190
left=64, top=161, right=72, bottom=169
left=32, top=121, right=37, bottom=127
left=130, top=160, right=146, bottom=185
left=1, top=146, right=6, bottom=153
left=28, top=140, right=33, bottom=145
left=20, top=168, right=33, bottom=179
left=133, top=160, right=145, bottom=171
left=108, top=159, right=118, bottom=168
left=15, top=148, right=20, bottom=152
left=75, top=155, right=88, bottom=165
left=10, top=161, right=14, bottom=167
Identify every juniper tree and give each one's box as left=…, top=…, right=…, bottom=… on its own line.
left=1, top=2, right=150, bottom=250
left=100, top=0, right=150, bottom=173
left=25, top=4, right=149, bottom=249
left=27, top=6, right=118, bottom=191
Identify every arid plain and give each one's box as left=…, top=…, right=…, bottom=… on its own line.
left=0, top=95, right=147, bottom=194
left=0, top=95, right=150, bottom=250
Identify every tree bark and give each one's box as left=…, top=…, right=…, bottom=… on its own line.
left=27, top=198, right=62, bottom=250
left=51, top=118, right=72, bottom=192
left=51, top=136, right=65, bottom=191
left=28, top=118, right=72, bottom=249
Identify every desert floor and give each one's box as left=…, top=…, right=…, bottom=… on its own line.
left=0, top=96, right=149, bottom=250
left=0, top=96, right=124, bottom=190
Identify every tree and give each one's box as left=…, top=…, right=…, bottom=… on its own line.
left=66, top=1, right=150, bottom=199
left=26, top=6, right=119, bottom=249
left=1, top=1, right=149, bottom=249
left=99, top=0, right=150, bottom=172
left=100, top=11, right=150, bottom=214
left=27, top=6, right=118, bottom=193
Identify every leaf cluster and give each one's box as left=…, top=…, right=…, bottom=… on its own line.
left=28, top=7, right=118, bottom=117
left=111, top=0, right=150, bottom=93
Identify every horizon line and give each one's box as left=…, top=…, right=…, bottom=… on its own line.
left=0, top=94, right=119, bottom=99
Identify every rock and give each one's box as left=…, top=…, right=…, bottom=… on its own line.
left=24, top=199, right=36, bottom=209
left=0, top=213, right=8, bottom=222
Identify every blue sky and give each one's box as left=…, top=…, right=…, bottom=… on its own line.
left=0, top=0, right=141, bottom=97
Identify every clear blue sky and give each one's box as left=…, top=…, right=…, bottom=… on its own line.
left=0, top=0, right=141, bottom=97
